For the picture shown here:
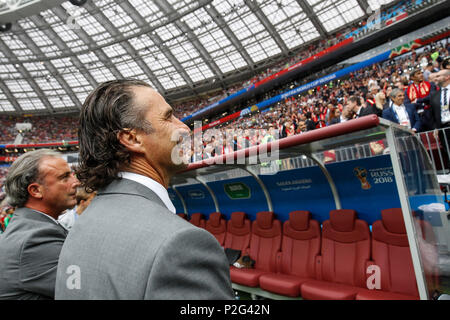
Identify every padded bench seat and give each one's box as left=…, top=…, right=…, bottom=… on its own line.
left=230, top=266, right=270, bottom=288
left=259, top=273, right=310, bottom=297
left=355, top=289, right=419, bottom=300
left=300, top=280, right=360, bottom=300
left=258, top=211, right=320, bottom=297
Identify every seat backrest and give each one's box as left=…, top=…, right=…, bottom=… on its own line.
left=321, top=209, right=370, bottom=287
left=279, top=211, right=320, bottom=279
left=189, top=213, right=206, bottom=229
left=371, top=208, right=419, bottom=297
left=224, top=211, right=251, bottom=252
left=205, top=212, right=227, bottom=246
left=248, top=211, right=282, bottom=272
left=177, top=213, right=188, bottom=220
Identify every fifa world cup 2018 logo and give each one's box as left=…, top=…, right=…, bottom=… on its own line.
left=354, top=167, right=371, bottom=190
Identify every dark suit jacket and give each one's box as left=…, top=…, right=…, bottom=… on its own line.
left=417, top=89, right=445, bottom=129
left=0, top=207, right=67, bottom=299
left=55, top=178, right=234, bottom=299
left=358, top=104, right=382, bottom=117
left=382, top=103, right=422, bottom=132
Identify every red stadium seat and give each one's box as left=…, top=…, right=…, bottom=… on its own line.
left=230, top=211, right=282, bottom=287
left=176, top=213, right=188, bottom=220
left=189, top=213, right=206, bottom=229
left=356, top=208, right=419, bottom=300
left=205, top=212, right=227, bottom=246
left=224, top=212, right=251, bottom=252
left=259, top=211, right=320, bottom=297
left=301, top=209, right=370, bottom=300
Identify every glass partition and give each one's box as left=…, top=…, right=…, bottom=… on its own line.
left=388, top=127, right=450, bottom=299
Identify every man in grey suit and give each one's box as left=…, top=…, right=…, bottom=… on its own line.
left=55, top=79, right=234, bottom=299
left=0, top=149, right=80, bottom=299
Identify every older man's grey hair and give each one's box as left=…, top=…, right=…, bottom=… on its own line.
left=389, top=88, right=403, bottom=100
left=5, top=149, right=62, bottom=208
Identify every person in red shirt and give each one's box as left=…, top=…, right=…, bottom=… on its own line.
left=406, top=68, right=431, bottom=103
left=406, top=68, right=433, bottom=130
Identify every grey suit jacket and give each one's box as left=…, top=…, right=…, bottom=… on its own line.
left=55, top=178, right=234, bottom=300
left=0, top=207, right=68, bottom=300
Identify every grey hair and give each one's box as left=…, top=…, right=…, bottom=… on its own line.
left=389, top=88, right=403, bottom=99
left=5, top=149, right=62, bottom=208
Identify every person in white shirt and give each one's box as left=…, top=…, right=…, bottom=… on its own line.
left=58, top=188, right=96, bottom=230
left=382, top=88, right=422, bottom=132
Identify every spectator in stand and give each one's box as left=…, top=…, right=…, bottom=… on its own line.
left=375, top=92, right=387, bottom=112
left=0, top=205, right=14, bottom=233
left=417, top=69, right=450, bottom=133
left=406, top=68, right=433, bottom=130
left=382, top=88, right=422, bottom=132
left=304, top=112, right=316, bottom=131
left=362, top=90, right=382, bottom=117
left=57, top=188, right=97, bottom=230
left=327, top=106, right=341, bottom=125
left=0, top=149, right=80, bottom=299
left=423, top=63, right=434, bottom=81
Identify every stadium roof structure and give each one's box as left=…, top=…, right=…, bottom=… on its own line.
left=0, top=0, right=397, bottom=114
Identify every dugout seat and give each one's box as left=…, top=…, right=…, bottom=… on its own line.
left=259, top=211, right=320, bottom=297
left=300, top=209, right=370, bottom=300
left=205, top=212, right=227, bottom=246
left=189, top=213, right=206, bottom=229
left=230, top=211, right=282, bottom=287
left=176, top=213, right=188, bottom=220
left=224, top=212, right=252, bottom=252
left=356, top=208, right=420, bottom=300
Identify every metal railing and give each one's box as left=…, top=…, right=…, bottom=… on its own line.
left=418, top=128, right=450, bottom=176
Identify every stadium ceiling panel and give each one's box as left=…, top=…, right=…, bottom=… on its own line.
left=0, top=0, right=380, bottom=114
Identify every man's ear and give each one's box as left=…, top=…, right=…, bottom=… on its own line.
left=117, top=129, right=145, bottom=153
left=28, top=182, right=43, bottom=200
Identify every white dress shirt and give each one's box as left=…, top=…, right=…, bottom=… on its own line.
left=119, top=172, right=176, bottom=214
left=441, top=85, right=450, bottom=124
left=393, top=103, right=411, bottom=129
left=340, top=115, right=348, bottom=123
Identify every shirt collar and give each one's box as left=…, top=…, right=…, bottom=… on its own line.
left=118, top=172, right=176, bottom=214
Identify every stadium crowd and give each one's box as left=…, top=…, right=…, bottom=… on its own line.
left=0, top=37, right=449, bottom=201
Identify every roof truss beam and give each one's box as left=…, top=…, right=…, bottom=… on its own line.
left=14, top=21, right=83, bottom=110
left=0, top=38, right=54, bottom=113
left=295, top=0, right=328, bottom=38
left=205, top=4, right=255, bottom=71
left=29, top=15, right=98, bottom=89
left=52, top=5, right=124, bottom=80
left=244, top=0, right=289, bottom=55
left=155, top=0, right=225, bottom=84
left=82, top=1, right=166, bottom=93
left=116, top=1, right=196, bottom=91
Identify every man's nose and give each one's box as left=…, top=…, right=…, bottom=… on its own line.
left=177, top=117, right=191, bottom=133
left=71, top=174, right=81, bottom=187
